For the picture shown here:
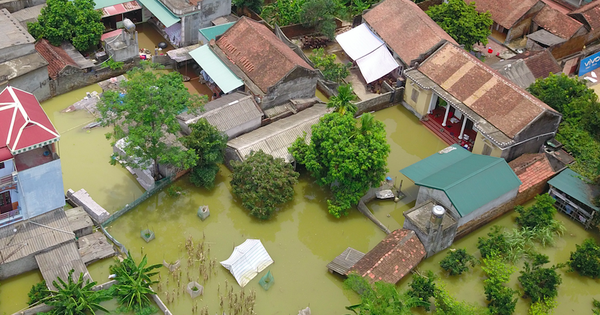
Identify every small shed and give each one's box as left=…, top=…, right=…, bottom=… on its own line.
left=349, top=229, right=425, bottom=284
left=220, top=239, right=273, bottom=287
left=548, top=168, right=600, bottom=229
left=327, top=247, right=365, bottom=276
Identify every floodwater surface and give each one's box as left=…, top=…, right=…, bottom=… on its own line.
left=1, top=87, right=599, bottom=315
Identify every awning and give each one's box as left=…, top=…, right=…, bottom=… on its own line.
left=336, top=23, right=399, bottom=83
left=189, top=45, right=244, bottom=93
left=102, top=1, right=141, bottom=17
left=220, top=239, right=273, bottom=287
left=94, top=0, right=132, bottom=9
left=137, top=0, right=180, bottom=28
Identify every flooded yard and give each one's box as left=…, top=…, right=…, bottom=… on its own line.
left=1, top=82, right=599, bottom=314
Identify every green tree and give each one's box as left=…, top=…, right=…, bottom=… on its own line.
left=593, top=299, right=600, bottom=315
left=343, top=273, right=417, bottom=315
left=309, top=48, right=350, bottom=83
left=182, top=118, right=228, bottom=189
left=440, top=248, right=477, bottom=276
left=515, top=194, right=557, bottom=229
left=98, top=63, right=206, bottom=180
left=28, top=0, right=103, bottom=51
left=109, top=253, right=162, bottom=315
left=232, top=0, right=264, bottom=13
left=481, top=253, right=518, bottom=315
left=518, top=254, right=561, bottom=307
left=300, top=0, right=338, bottom=39
left=261, top=0, right=304, bottom=26
left=327, top=84, right=358, bottom=115
left=426, top=0, right=492, bottom=51
left=568, top=238, right=600, bottom=278
left=39, top=269, right=111, bottom=315
left=477, top=226, right=511, bottom=260
left=28, top=281, right=50, bottom=306
left=289, top=111, right=390, bottom=217
left=434, top=284, right=488, bottom=315
left=230, top=150, right=299, bottom=219
left=407, top=270, right=437, bottom=310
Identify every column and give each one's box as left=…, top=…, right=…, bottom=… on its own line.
left=458, top=118, right=467, bottom=140
left=441, top=104, right=451, bottom=127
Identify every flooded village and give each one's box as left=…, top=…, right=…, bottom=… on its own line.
left=1, top=0, right=600, bottom=313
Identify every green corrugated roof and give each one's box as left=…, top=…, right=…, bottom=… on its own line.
left=189, top=45, right=244, bottom=94
left=400, top=144, right=522, bottom=217
left=93, top=0, right=130, bottom=9
left=137, top=0, right=180, bottom=28
left=548, top=168, right=600, bottom=211
left=199, top=22, right=235, bottom=42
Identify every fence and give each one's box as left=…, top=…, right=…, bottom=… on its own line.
left=102, top=175, right=173, bottom=227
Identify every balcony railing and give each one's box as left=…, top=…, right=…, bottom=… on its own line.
left=0, top=209, right=21, bottom=223
left=0, top=174, right=13, bottom=188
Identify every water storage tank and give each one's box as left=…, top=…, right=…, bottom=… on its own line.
left=123, top=18, right=135, bottom=33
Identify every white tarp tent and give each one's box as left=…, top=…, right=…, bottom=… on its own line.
left=220, top=239, right=273, bottom=287
left=335, top=23, right=399, bottom=83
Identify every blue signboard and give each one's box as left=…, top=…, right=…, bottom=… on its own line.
left=579, top=51, right=600, bottom=76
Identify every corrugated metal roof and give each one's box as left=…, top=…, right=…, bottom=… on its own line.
left=199, top=22, right=235, bottom=42
left=227, top=104, right=329, bottom=162
left=548, top=168, right=600, bottom=211
left=199, top=95, right=262, bottom=133
left=36, top=242, right=91, bottom=290
left=220, top=239, right=273, bottom=287
left=189, top=45, right=244, bottom=94
left=137, top=0, right=179, bottom=28
left=401, top=144, right=522, bottom=217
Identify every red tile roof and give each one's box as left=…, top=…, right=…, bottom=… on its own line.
left=523, top=50, right=562, bottom=78
left=509, top=153, right=555, bottom=192
left=570, top=0, right=600, bottom=30
left=216, top=17, right=313, bottom=93
left=470, top=0, right=540, bottom=28
left=363, top=0, right=457, bottom=65
left=418, top=43, right=556, bottom=139
left=349, top=229, right=425, bottom=284
left=534, top=5, right=584, bottom=39
left=34, top=39, right=78, bottom=80
left=0, top=86, right=59, bottom=155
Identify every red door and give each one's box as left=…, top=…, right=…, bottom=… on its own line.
left=0, top=191, right=11, bottom=214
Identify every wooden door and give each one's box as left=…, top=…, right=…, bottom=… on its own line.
left=0, top=191, right=11, bottom=214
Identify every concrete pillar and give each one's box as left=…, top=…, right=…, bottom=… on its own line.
left=459, top=118, right=467, bottom=139
left=442, top=104, right=451, bottom=127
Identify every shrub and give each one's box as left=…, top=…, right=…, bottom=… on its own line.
left=440, top=248, right=477, bottom=275
left=309, top=48, right=350, bottom=83
left=407, top=270, right=437, bottom=310
left=481, top=253, right=518, bottom=315
left=518, top=254, right=562, bottom=305
left=477, top=226, right=510, bottom=259
left=568, top=238, right=600, bottom=278
left=27, top=281, right=50, bottom=306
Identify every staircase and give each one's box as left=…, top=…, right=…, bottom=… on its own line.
left=421, top=118, right=459, bottom=146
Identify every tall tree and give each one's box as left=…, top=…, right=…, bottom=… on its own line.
left=98, top=63, right=206, bottom=180
left=426, top=0, right=492, bottom=52
left=300, top=0, right=338, bottom=39
left=327, top=84, right=358, bottom=115
left=182, top=119, right=228, bottom=189
left=230, top=150, right=299, bottom=220
left=28, top=0, right=103, bottom=51
left=290, top=110, right=390, bottom=218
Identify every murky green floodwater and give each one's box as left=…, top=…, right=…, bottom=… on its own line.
left=1, top=85, right=599, bottom=315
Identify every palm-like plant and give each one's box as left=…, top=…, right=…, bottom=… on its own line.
left=110, top=253, right=162, bottom=315
left=327, top=84, right=357, bottom=116
left=39, top=269, right=110, bottom=315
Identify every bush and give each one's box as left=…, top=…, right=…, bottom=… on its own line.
left=518, top=254, right=562, bottom=305
left=440, top=248, right=477, bottom=275
left=568, top=238, right=600, bottom=278
left=407, top=270, right=437, bottom=310
left=515, top=194, right=557, bottom=230
left=481, top=253, right=518, bottom=315
left=182, top=118, right=228, bottom=189
left=477, top=226, right=510, bottom=259
left=344, top=273, right=415, bottom=315
left=309, top=48, right=350, bottom=83
left=230, top=150, right=299, bottom=219
left=27, top=281, right=50, bottom=306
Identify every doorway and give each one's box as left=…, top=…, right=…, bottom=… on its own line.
left=0, top=191, right=12, bottom=214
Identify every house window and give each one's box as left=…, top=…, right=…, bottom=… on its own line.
left=0, top=162, right=4, bottom=169
left=411, top=88, right=420, bottom=103
left=482, top=144, right=492, bottom=156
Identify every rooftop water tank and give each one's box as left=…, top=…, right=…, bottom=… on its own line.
left=123, top=18, right=135, bottom=33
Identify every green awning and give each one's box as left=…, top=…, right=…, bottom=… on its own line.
left=548, top=168, right=600, bottom=212
left=93, top=0, right=130, bottom=9
left=137, top=0, right=180, bottom=28
left=198, top=22, right=235, bottom=42
left=189, top=45, right=244, bottom=94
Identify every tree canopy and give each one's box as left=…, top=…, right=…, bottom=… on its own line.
left=98, top=63, right=206, bottom=180
left=230, top=150, right=299, bottom=220
left=309, top=48, right=350, bottom=83
left=182, top=119, right=228, bottom=189
left=426, top=0, right=492, bottom=52
left=300, top=0, right=338, bottom=39
left=440, top=248, right=477, bottom=276
left=290, top=109, right=390, bottom=218
left=568, top=238, right=600, bottom=278
left=28, top=0, right=104, bottom=51
left=518, top=254, right=561, bottom=307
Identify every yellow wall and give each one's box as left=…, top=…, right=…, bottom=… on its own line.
left=405, top=78, right=432, bottom=117
left=472, top=132, right=503, bottom=157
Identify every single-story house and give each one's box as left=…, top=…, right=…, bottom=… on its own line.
left=35, top=39, right=95, bottom=80
left=400, top=144, right=522, bottom=229
left=469, top=0, right=545, bottom=44
left=403, top=42, right=562, bottom=161
left=362, top=0, right=457, bottom=69
left=569, top=0, right=600, bottom=45
left=548, top=168, right=600, bottom=229
left=348, top=229, right=425, bottom=284
left=177, top=91, right=263, bottom=139
left=211, top=17, right=320, bottom=111
left=491, top=50, right=562, bottom=88
left=224, top=104, right=328, bottom=167
left=529, top=5, right=588, bottom=59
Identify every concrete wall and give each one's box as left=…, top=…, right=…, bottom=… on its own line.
left=502, top=111, right=561, bottom=161
left=180, top=0, right=231, bottom=47
left=0, top=65, right=51, bottom=102
left=0, top=0, right=45, bottom=12
left=403, top=217, right=457, bottom=258
left=472, top=132, right=503, bottom=158
left=0, top=249, right=39, bottom=279
left=0, top=43, right=35, bottom=64
left=261, top=67, right=318, bottom=110
left=354, top=88, right=402, bottom=116
left=18, top=159, right=65, bottom=220
left=403, top=78, right=433, bottom=119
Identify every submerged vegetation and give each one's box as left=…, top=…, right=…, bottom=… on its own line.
left=568, top=238, right=600, bottom=278
left=439, top=248, right=477, bottom=276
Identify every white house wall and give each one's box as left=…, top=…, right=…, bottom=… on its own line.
left=18, top=159, right=65, bottom=219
